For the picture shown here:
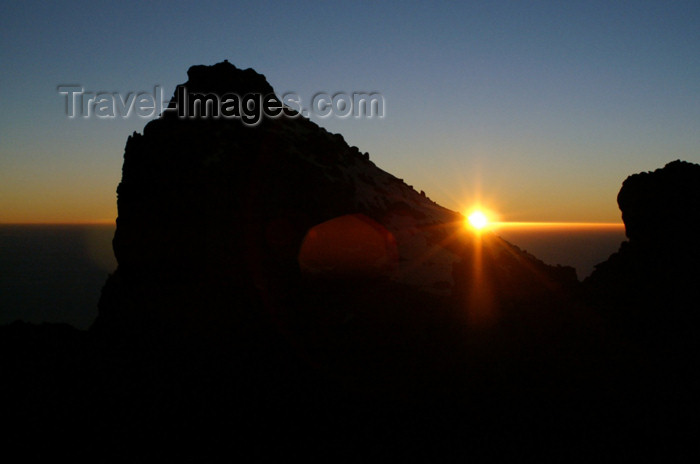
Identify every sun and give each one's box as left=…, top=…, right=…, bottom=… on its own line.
left=467, top=211, right=489, bottom=230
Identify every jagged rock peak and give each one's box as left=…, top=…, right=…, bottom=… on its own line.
left=163, top=60, right=277, bottom=116
left=183, top=60, right=274, bottom=96
left=617, top=159, right=700, bottom=243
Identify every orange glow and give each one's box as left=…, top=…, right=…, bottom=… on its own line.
left=489, top=222, right=624, bottom=230
left=467, top=211, right=489, bottom=230
left=0, top=220, right=116, bottom=225
left=465, top=230, right=497, bottom=326
left=465, top=205, right=500, bottom=231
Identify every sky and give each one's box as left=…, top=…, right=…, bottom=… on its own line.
left=1, top=0, right=698, bottom=224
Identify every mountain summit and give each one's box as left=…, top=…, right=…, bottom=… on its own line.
left=96, top=61, right=576, bottom=336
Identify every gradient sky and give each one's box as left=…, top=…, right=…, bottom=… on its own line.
left=1, top=0, right=698, bottom=223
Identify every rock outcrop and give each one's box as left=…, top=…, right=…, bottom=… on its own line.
left=95, top=61, right=578, bottom=340
left=584, top=161, right=700, bottom=451
left=618, top=160, right=700, bottom=243
left=586, top=160, right=700, bottom=323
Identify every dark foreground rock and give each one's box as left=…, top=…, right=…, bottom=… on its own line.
left=2, top=64, right=697, bottom=460
left=584, top=160, right=700, bottom=458
left=585, top=160, right=700, bottom=343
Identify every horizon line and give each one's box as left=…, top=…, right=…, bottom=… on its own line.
left=0, top=220, right=116, bottom=226
left=490, top=221, right=624, bottom=229
left=1, top=220, right=625, bottom=228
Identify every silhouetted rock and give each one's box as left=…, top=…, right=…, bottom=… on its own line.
left=584, top=161, right=700, bottom=452
left=585, top=160, right=700, bottom=360
left=586, top=160, right=700, bottom=321
left=95, top=61, right=579, bottom=339
left=618, top=160, right=700, bottom=243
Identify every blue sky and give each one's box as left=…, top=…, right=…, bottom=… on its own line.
left=1, top=0, right=698, bottom=222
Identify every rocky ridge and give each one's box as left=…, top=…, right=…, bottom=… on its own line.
left=95, top=61, right=577, bottom=336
